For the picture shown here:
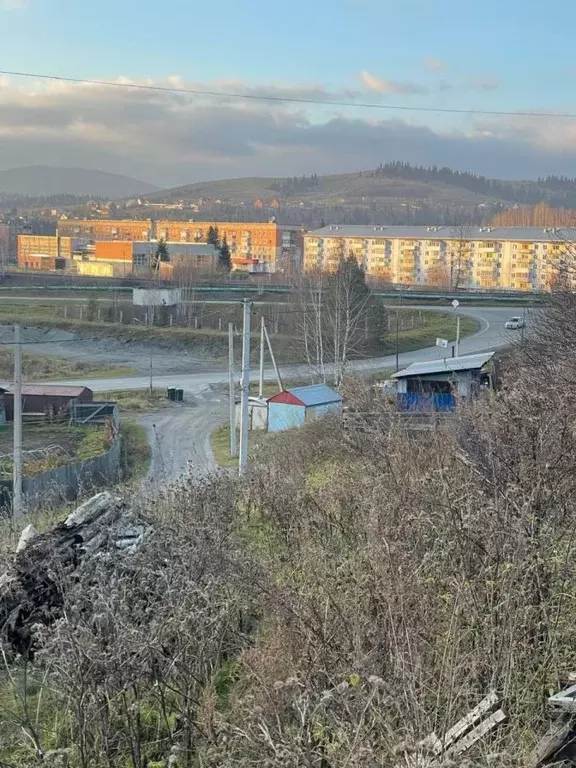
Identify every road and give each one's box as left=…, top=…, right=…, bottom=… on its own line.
left=49, top=305, right=521, bottom=482
left=139, top=386, right=227, bottom=487
left=51, top=306, right=519, bottom=396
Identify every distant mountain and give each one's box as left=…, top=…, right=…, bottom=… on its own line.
left=0, top=166, right=158, bottom=198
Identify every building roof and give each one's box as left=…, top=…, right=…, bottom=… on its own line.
left=2, top=384, right=91, bottom=397
left=305, top=225, right=576, bottom=243
left=269, top=384, right=343, bottom=407
left=391, top=352, right=494, bottom=379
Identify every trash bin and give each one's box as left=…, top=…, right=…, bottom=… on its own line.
left=176, top=388, right=184, bottom=402
left=167, top=387, right=175, bottom=401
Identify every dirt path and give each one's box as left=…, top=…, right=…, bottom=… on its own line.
left=138, top=386, right=229, bottom=488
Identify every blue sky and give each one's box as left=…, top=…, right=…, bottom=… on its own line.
left=1, top=0, right=576, bottom=184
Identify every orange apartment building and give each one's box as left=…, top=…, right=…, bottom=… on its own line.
left=155, top=220, right=303, bottom=273
left=17, top=235, right=84, bottom=271
left=58, top=219, right=153, bottom=241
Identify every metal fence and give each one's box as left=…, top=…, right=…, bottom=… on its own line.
left=0, top=436, right=121, bottom=514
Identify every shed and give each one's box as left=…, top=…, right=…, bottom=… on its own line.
left=267, top=384, right=343, bottom=432
left=235, top=396, right=268, bottom=431
left=0, top=384, right=93, bottom=421
left=391, top=352, right=494, bottom=412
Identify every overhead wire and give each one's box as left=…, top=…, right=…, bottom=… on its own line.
left=0, top=68, right=575, bottom=119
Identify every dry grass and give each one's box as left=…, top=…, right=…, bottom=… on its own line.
left=0, top=348, right=135, bottom=381
left=98, top=388, right=172, bottom=413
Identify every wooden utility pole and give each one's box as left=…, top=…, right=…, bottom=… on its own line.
left=259, top=316, right=265, bottom=398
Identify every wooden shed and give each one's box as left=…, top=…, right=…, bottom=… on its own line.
left=0, top=384, right=93, bottom=421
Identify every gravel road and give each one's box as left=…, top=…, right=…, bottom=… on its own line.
left=139, top=386, right=229, bottom=487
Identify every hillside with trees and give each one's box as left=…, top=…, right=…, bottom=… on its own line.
left=491, top=201, right=576, bottom=227
left=137, top=163, right=576, bottom=229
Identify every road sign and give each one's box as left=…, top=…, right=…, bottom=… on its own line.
left=436, top=337, right=448, bottom=348
left=452, top=299, right=460, bottom=309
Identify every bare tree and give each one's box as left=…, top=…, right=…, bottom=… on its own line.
left=293, top=252, right=387, bottom=384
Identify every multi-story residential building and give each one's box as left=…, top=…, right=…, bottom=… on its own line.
left=17, top=235, right=87, bottom=271
left=155, top=220, right=303, bottom=273
left=303, top=225, right=568, bottom=291
left=58, top=219, right=153, bottom=241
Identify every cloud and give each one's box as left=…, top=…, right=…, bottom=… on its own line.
left=0, top=0, right=29, bottom=8
left=467, top=75, right=500, bottom=91
left=426, top=58, right=447, bottom=72
left=0, top=73, right=573, bottom=186
left=359, top=70, right=428, bottom=95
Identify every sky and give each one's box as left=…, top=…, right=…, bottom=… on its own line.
left=1, top=0, right=576, bottom=187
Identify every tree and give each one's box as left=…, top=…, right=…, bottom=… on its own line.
left=207, top=226, right=220, bottom=247
left=295, top=254, right=387, bottom=384
left=152, top=239, right=169, bottom=271
left=219, top=236, right=232, bottom=271
left=86, top=296, right=97, bottom=322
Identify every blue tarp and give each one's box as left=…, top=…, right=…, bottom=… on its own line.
left=397, top=393, right=456, bottom=413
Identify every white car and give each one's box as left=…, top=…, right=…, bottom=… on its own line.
left=505, top=316, right=525, bottom=330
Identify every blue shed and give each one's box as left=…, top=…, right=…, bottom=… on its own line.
left=391, top=352, right=495, bottom=412
left=267, top=384, right=343, bottom=432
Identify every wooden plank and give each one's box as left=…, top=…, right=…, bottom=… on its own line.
left=524, top=720, right=574, bottom=768
left=446, top=709, right=506, bottom=758
left=439, top=691, right=500, bottom=751
left=547, top=685, right=576, bottom=716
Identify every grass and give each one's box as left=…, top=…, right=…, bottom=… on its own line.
left=211, top=424, right=238, bottom=469
left=0, top=348, right=135, bottom=382
left=119, top=419, right=151, bottom=484
left=210, top=423, right=280, bottom=469
left=99, top=388, right=172, bottom=413
left=0, top=423, right=113, bottom=478
left=381, top=310, right=479, bottom=355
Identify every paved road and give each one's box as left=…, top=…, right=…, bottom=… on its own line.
left=51, top=306, right=520, bottom=396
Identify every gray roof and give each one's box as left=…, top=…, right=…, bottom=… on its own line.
left=305, top=225, right=576, bottom=243
left=392, top=352, right=494, bottom=379
left=287, top=384, right=343, bottom=406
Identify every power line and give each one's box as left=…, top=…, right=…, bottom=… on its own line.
left=0, top=68, right=575, bottom=119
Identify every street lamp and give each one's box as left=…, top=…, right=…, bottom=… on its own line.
left=395, top=288, right=401, bottom=371
left=452, top=299, right=460, bottom=358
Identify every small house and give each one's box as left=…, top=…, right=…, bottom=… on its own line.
left=267, top=384, right=343, bottom=432
left=0, top=384, right=93, bottom=421
left=391, top=352, right=494, bottom=413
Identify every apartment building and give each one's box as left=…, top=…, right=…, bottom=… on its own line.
left=303, top=225, right=568, bottom=291
left=58, top=219, right=153, bottom=241
left=0, top=224, right=11, bottom=265
left=17, top=235, right=87, bottom=271
left=155, top=220, right=302, bottom=273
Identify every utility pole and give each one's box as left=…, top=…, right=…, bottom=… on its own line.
left=228, top=322, right=237, bottom=458
left=13, top=324, right=22, bottom=518
left=259, top=316, right=265, bottom=398
left=238, top=299, right=251, bottom=476
left=455, top=315, right=461, bottom=358
left=149, top=341, right=153, bottom=394
left=395, top=292, right=401, bottom=372
left=263, top=321, right=283, bottom=392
